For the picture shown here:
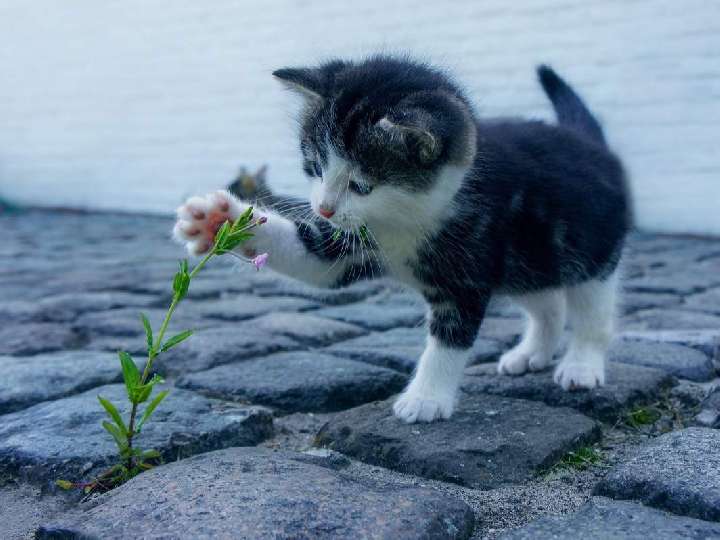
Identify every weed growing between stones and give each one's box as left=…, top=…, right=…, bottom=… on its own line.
left=57, top=208, right=267, bottom=494
left=549, top=446, right=606, bottom=474
left=625, top=406, right=662, bottom=428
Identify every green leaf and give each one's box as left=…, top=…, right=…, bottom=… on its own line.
left=234, top=206, right=254, bottom=228
left=134, top=384, right=153, bottom=405
left=132, top=374, right=164, bottom=405
left=97, top=395, right=127, bottom=435
left=102, top=421, right=128, bottom=450
left=140, top=313, right=153, bottom=354
left=332, top=229, right=342, bottom=241
left=223, top=231, right=254, bottom=251
left=55, top=479, right=74, bottom=490
left=215, top=227, right=254, bottom=254
left=142, top=449, right=162, bottom=460
left=137, top=390, right=169, bottom=431
left=160, top=329, right=193, bottom=353
left=173, top=272, right=182, bottom=294
left=213, top=220, right=231, bottom=250
left=172, top=260, right=191, bottom=299
left=118, top=351, right=140, bottom=400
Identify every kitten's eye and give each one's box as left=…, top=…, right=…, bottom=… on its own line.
left=312, top=162, right=323, bottom=178
left=349, top=180, right=373, bottom=196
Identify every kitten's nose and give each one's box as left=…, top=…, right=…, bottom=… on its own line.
left=318, top=207, right=335, bottom=219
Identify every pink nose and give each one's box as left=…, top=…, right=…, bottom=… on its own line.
left=318, top=207, right=335, bottom=219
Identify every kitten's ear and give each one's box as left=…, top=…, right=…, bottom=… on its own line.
left=376, top=116, right=442, bottom=164
left=255, top=164, right=268, bottom=184
left=273, top=67, right=324, bottom=102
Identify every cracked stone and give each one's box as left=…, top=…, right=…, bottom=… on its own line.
left=621, top=329, right=720, bottom=361
left=0, top=323, right=84, bottom=356
left=695, top=387, right=720, bottom=428
left=0, top=384, right=273, bottom=487
left=502, top=497, right=720, bottom=539
left=683, top=288, right=720, bottom=315
left=314, top=301, right=425, bottom=331
left=316, top=394, right=600, bottom=489
left=624, top=267, right=720, bottom=295
left=73, top=307, right=206, bottom=338
left=243, top=312, right=366, bottom=347
left=325, top=326, right=502, bottom=373
left=463, top=361, right=675, bottom=421
left=177, top=351, right=407, bottom=413
left=477, top=317, right=524, bottom=345
left=623, top=308, right=720, bottom=331
left=609, top=338, right=715, bottom=381
left=155, top=326, right=299, bottom=376
left=0, top=351, right=122, bottom=414
left=621, top=292, right=681, bottom=314
left=251, top=274, right=385, bottom=304
left=183, top=294, right=317, bottom=322
left=36, top=447, right=474, bottom=540
left=35, top=292, right=156, bottom=322
left=595, top=427, right=720, bottom=521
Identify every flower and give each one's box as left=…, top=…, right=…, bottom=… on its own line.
left=251, top=252, right=269, bottom=271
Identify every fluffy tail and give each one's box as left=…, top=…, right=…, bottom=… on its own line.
left=537, top=65, right=606, bottom=147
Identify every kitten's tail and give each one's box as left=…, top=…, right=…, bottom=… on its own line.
left=537, top=65, right=606, bottom=147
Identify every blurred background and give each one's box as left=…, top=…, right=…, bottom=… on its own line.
left=0, top=0, right=717, bottom=234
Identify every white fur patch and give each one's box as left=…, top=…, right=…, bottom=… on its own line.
left=393, top=336, right=469, bottom=423
left=498, top=288, right=566, bottom=375
left=554, top=271, right=618, bottom=390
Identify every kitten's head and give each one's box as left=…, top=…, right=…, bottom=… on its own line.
left=274, top=55, right=477, bottom=232
left=228, top=165, right=270, bottom=202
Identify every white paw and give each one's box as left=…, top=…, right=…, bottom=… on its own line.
left=173, top=191, right=251, bottom=256
left=553, top=356, right=605, bottom=391
left=498, top=346, right=551, bottom=375
left=393, top=387, right=454, bottom=423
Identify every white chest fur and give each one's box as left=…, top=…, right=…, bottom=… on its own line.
left=368, top=164, right=468, bottom=291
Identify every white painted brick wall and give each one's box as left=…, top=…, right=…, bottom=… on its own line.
left=0, top=0, right=718, bottom=234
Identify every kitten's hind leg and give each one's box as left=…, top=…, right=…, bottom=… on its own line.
left=498, top=289, right=566, bottom=375
left=554, top=271, right=618, bottom=390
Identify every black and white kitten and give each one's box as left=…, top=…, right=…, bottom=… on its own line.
left=174, top=55, right=631, bottom=423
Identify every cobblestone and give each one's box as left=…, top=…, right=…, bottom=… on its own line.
left=1, top=210, right=719, bottom=538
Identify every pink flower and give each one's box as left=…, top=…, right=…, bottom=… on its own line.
left=251, top=252, right=269, bottom=271
left=257, top=216, right=268, bottom=225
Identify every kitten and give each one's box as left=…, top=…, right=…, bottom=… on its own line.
left=228, top=165, right=272, bottom=203
left=174, top=55, right=631, bottom=423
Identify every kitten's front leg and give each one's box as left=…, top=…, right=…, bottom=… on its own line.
left=393, top=297, right=487, bottom=423
left=173, top=191, right=354, bottom=287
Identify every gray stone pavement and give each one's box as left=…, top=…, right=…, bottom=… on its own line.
left=1, top=209, right=720, bottom=539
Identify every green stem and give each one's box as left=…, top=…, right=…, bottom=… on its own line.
left=140, top=249, right=214, bottom=384
left=122, top=217, right=258, bottom=471
left=126, top=249, right=215, bottom=468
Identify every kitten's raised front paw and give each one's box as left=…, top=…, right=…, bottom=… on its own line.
left=393, top=388, right=454, bottom=423
left=497, top=346, right=550, bottom=375
left=553, top=355, right=605, bottom=391
left=173, top=191, right=245, bottom=255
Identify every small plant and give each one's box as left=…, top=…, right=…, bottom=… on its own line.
left=550, top=446, right=604, bottom=474
left=57, top=208, right=267, bottom=494
left=625, top=406, right=661, bottom=428
left=560, top=446, right=603, bottom=469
